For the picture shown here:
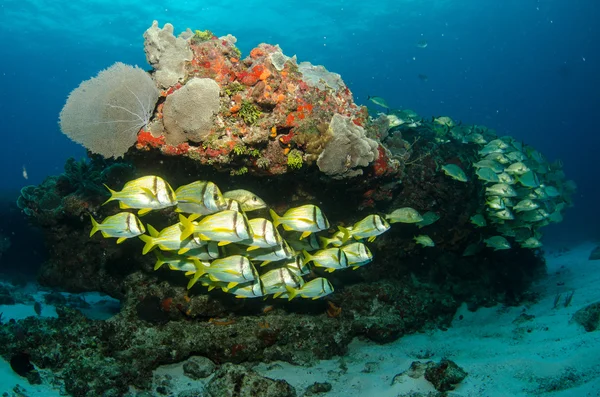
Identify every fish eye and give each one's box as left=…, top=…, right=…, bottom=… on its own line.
left=213, top=193, right=219, bottom=201
left=252, top=196, right=257, bottom=202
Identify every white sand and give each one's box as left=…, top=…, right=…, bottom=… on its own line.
left=1, top=243, right=599, bottom=396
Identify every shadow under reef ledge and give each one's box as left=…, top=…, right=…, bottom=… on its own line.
left=7, top=140, right=547, bottom=395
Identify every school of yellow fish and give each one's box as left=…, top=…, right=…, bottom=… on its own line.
left=89, top=176, right=395, bottom=300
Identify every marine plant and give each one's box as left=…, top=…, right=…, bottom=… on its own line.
left=286, top=149, right=303, bottom=169
left=238, top=101, right=262, bottom=125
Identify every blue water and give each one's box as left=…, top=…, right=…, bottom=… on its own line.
left=1, top=0, right=599, bottom=243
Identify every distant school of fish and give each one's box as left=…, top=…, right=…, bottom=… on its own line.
left=90, top=176, right=435, bottom=301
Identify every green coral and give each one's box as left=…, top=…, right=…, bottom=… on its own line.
left=192, top=29, right=214, bottom=43
left=224, top=82, right=244, bottom=96
left=232, top=144, right=247, bottom=156
left=287, top=149, right=304, bottom=169
left=239, top=101, right=262, bottom=125
left=230, top=166, right=249, bottom=176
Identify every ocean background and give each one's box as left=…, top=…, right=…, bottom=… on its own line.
left=1, top=0, right=598, bottom=261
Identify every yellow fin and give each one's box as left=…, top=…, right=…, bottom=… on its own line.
left=188, top=213, right=201, bottom=221
left=367, top=236, right=376, bottom=243
left=246, top=246, right=260, bottom=251
left=177, top=247, right=190, bottom=255
left=282, top=224, right=293, bottom=231
left=207, top=285, right=216, bottom=291
left=285, top=285, right=298, bottom=301
left=338, top=226, right=352, bottom=243
left=179, top=215, right=195, bottom=241
left=217, top=241, right=231, bottom=246
left=260, top=260, right=270, bottom=267
left=101, top=231, right=110, bottom=238
left=299, top=231, right=311, bottom=240
left=269, top=209, right=281, bottom=228
left=138, top=234, right=156, bottom=255
left=226, top=281, right=238, bottom=289
left=102, top=184, right=119, bottom=205
left=184, top=271, right=194, bottom=276
left=116, top=237, right=127, bottom=244
left=325, top=268, right=335, bottom=273
left=147, top=224, right=159, bottom=237
left=138, top=208, right=152, bottom=216
left=273, top=292, right=283, bottom=299
left=235, top=295, right=248, bottom=299
left=89, top=215, right=101, bottom=237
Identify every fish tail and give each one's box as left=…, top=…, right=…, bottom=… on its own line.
left=269, top=209, right=281, bottom=228
left=337, top=226, right=351, bottom=243
left=153, top=251, right=165, bottom=270
left=285, top=285, right=298, bottom=301
left=102, top=184, right=119, bottom=206
left=179, top=214, right=195, bottom=241
left=146, top=224, right=159, bottom=237
left=318, top=236, right=331, bottom=248
left=89, top=215, right=101, bottom=237
left=138, top=234, right=156, bottom=255
left=301, top=250, right=313, bottom=266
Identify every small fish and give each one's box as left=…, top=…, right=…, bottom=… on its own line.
left=342, top=214, right=390, bottom=242
left=472, top=160, right=504, bottom=173
left=505, top=162, right=530, bottom=175
left=103, top=176, right=177, bottom=215
left=245, top=240, right=295, bottom=267
left=262, top=267, right=304, bottom=296
left=386, top=208, right=423, bottom=224
left=90, top=212, right=145, bottom=244
left=416, top=212, right=440, bottom=228
left=519, top=209, right=548, bottom=223
left=302, top=248, right=348, bottom=273
left=367, top=96, right=390, bottom=109
left=484, top=153, right=510, bottom=165
left=228, top=279, right=266, bottom=299
left=418, top=74, right=429, bottom=82
left=516, top=171, right=540, bottom=188
left=185, top=242, right=221, bottom=261
left=180, top=211, right=252, bottom=246
left=505, top=151, right=527, bottom=162
left=414, top=235, right=435, bottom=247
left=434, top=116, right=454, bottom=127
left=175, top=181, right=227, bottom=215
left=497, top=172, right=515, bottom=185
left=222, top=189, right=267, bottom=212
left=187, top=255, right=257, bottom=290
left=153, top=251, right=202, bottom=272
left=489, top=208, right=514, bottom=221
left=270, top=205, right=330, bottom=239
left=416, top=39, right=428, bottom=48
left=485, top=184, right=517, bottom=198
left=283, top=277, right=334, bottom=300
left=340, top=242, right=373, bottom=269
left=441, top=164, right=468, bottom=182
left=470, top=214, right=487, bottom=227
left=520, top=237, right=542, bottom=249
left=139, top=223, right=205, bottom=255
left=486, top=196, right=506, bottom=210
left=318, top=231, right=345, bottom=249
left=284, top=255, right=312, bottom=277
left=483, top=236, right=511, bottom=251
left=466, top=133, right=487, bottom=145
left=513, top=199, right=539, bottom=213
left=476, top=167, right=500, bottom=183
left=386, top=114, right=405, bottom=128
left=542, top=185, right=560, bottom=198
left=242, top=218, right=283, bottom=250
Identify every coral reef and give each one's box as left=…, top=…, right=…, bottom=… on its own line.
left=3, top=21, right=574, bottom=395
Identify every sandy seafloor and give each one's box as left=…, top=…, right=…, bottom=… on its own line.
left=1, top=242, right=599, bottom=396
